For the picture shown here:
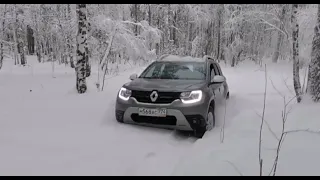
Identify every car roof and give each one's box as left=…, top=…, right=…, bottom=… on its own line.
left=156, top=54, right=205, bottom=63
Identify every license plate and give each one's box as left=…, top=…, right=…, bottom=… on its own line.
left=138, top=108, right=167, bottom=117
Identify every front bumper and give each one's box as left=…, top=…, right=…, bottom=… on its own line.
left=115, top=96, right=209, bottom=131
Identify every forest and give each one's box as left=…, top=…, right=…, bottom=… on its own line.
left=0, top=4, right=319, bottom=101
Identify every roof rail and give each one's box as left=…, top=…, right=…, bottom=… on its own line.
left=157, top=54, right=171, bottom=61
left=203, top=55, right=216, bottom=61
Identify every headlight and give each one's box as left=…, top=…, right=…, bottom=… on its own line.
left=180, top=90, right=202, bottom=104
left=118, top=87, right=132, bottom=101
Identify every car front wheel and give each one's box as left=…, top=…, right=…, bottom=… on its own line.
left=226, top=92, right=230, bottom=99
left=194, top=106, right=215, bottom=138
left=206, top=106, right=215, bottom=131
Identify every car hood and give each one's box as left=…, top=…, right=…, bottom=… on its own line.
left=123, top=78, right=206, bottom=92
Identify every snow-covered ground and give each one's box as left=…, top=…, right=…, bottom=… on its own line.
left=0, top=56, right=320, bottom=176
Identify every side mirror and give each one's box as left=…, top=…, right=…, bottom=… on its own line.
left=211, top=75, right=225, bottom=84
left=129, top=73, right=138, bottom=80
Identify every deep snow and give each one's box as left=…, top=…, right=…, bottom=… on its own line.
left=0, top=56, right=320, bottom=176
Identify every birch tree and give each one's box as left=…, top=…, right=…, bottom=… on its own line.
left=307, top=4, right=320, bottom=102
left=292, top=4, right=302, bottom=103
left=67, top=4, right=75, bottom=68
left=272, top=5, right=287, bottom=63
left=30, top=4, right=42, bottom=62
left=75, top=4, right=89, bottom=94
left=1, top=4, right=319, bottom=73
left=12, top=4, right=19, bottom=65
left=0, top=4, right=7, bottom=70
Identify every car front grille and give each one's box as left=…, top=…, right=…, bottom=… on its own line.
left=131, top=114, right=177, bottom=126
left=131, top=90, right=181, bottom=104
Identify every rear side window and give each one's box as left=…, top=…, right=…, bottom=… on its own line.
left=216, top=63, right=223, bottom=75
left=213, top=63, right=221, bottom=76
left=210, top=64, right=214, bottom=80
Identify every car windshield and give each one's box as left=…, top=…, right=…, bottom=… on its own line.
left=139, top=61, right=206, bottom=80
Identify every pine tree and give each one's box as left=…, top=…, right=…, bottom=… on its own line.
left=307, top=4, right=320, bottom=102
left=75, top=4, right=89, bottom=94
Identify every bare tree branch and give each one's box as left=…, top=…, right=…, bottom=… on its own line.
left=257, top=17, right=289, bottom=39
left=225, top=160, right=244, bottom=176
left=269, top=77, right=285, bottom=97
left=258, top=64, right=267, bottom=176
left=281, top=75, right=295, bottom=96
left=255, top=110, right=279, bottom=141
left=220, top=98, right=227, bottom=143
left=0, top=39, right=16, bottom=45
left=284, top=129, right=320, bottom=135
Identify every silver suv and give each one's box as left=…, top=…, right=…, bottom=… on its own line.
left=115, top=55, right=229, bottom=138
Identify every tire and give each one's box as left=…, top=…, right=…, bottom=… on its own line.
left=206, top=106, right=216, bottom=130
left=194, top=106, right=215, bottom=138
left=194, top=128, right=206, bottom=138
left=226, top=92, right=230, bottom=99
left=116, top=117, right=124, bottom=123
left=115, top=110, right=124, bottom=123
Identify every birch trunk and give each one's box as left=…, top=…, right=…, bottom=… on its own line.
left=50, top=32, right=55, bottom=77
left=75, top=4, right=89, bottom=94
left=99, top=25, right=117, bottom=69
left=186, top=18, right=190, bottom=55
left=291, top=4, right=302, bottom=103
left=134, top=4, right=138, bottom=36
left=148, top=4, right=151, bottom=26
left=56, top=4, right=68, bottom=65
left=217, top=13, right=221, bottom=60
left=307, top=4, right=320, bottom=102
left=0, top=4, right=7, bottom=70
left=220, top=5, right=225, bottom=61
left=85, top=19, right=91, bottom=77
left=33, top=9, right=41, bottom=63
left=99, top=25, right=118, bottom=91
left=67, top=4, right=75, bottom=68
left=272, top=5, right=286, bottom=63
left=12, top=4, right=19, bottom=65
left=168, top=4, right=172, bottom=41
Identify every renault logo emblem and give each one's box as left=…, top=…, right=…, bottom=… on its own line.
left=150, top=91, right=158, bottom=102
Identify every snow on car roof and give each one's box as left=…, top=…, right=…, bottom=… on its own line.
left=157, top=55, right=205, bottom=62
